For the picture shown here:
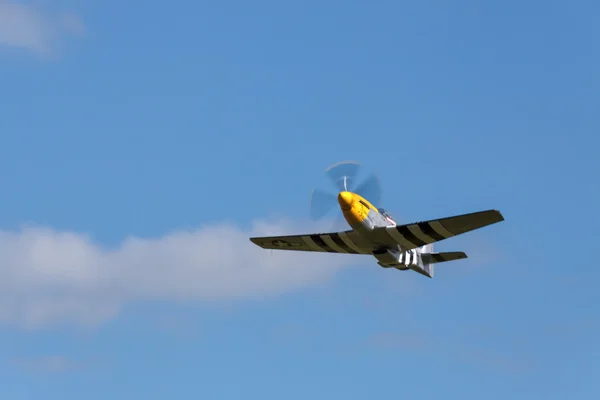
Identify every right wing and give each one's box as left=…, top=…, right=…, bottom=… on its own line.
left=250, top=230, right=371, bottom=254
left=371, top=209, right=504, bottom=251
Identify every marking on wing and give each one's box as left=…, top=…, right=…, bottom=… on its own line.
left=269, top=238, right=304, bottom=248
left=338, top=232, right=365, bottom=254
left=385, top=226, right=417, bottom=250
left=301, top=235, right=325, bottom=252
left=407, top=224, right=436, bottom=244
left=417, top=222, right=447, bottom=241
left=309, top=234, right=338, bottom=253
left=396, top=225, right=428, bottom=247
left=321, top=235, right=347, bottom=253
left=428, top=220, right=454, bottom=238
left=328, top=233, right=360, bottom=254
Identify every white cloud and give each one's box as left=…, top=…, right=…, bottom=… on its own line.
left=0, top=218, right=359, bottom=329
left=0, top=1, right=84, bottom=55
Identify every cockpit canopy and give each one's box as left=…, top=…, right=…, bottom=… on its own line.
left=378, top=208, right=392, bottom=218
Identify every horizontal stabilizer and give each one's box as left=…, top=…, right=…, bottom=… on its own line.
left=421, top=251, right=467, bottom=264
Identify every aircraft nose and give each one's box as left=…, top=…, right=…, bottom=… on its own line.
left=338, top=191, right=354, bottom=210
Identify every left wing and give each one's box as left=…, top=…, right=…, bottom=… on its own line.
left=250, top=230, right=371, bottom=254
left=370, top=209, right=504, bottom=251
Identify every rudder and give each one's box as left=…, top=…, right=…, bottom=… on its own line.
left=420, top=243, right=435, bottom=278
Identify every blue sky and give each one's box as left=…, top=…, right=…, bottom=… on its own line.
left=1, top=0, right=599, bottom=398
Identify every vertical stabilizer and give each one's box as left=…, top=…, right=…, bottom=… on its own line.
left=419, top=243, right=435, bottom=278
left=422, top=243, right=434, bottom=253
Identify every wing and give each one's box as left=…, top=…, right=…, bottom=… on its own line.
left=371, top=209, right=504, bottom=251
left=250, top=230, right=371, bottom=254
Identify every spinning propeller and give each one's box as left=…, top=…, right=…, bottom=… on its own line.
left=309, top=160, right=382, bottom=221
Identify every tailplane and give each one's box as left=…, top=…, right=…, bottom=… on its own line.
left=420, top=251, right=468, bottom=264
left=388, top=244, right=468, bottom=278
left=420, top=250, right=468, bottom=278
left=416, top=243, right=467, bottom=278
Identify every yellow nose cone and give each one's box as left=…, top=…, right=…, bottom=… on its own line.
left=338, top=191, right=354, bottom=210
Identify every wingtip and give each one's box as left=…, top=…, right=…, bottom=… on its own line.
left=482, top=209, right=504, bottom=222
left=492, top=209, right=505, bottom=222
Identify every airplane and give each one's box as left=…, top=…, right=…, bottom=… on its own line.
left=249, top=181, right=504, bottom=278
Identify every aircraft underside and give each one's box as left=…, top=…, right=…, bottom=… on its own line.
left=249, top=161, right=503, bottom=279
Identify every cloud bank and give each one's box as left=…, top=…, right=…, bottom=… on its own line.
left=0, top=219, right=359, bottom=329
left=0, top=1, right=84, bottom=55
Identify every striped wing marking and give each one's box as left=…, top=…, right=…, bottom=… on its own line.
left=373, top=209, right=504, bottom=251
left=249, top=230, right=370, bottom=254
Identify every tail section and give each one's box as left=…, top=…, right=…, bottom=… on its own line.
left=419, top=250, right=468, bottom=278
left=419, top=243, right=435, bottom=278
left=387, top=244, right=467, bottom=278
left=402, top=244, right=436, bottom=278
left=421, top=243, right=434, bottom=254
left=415, top=243, right=467, bottom=278
left=420, top=251, right=468, bottom=264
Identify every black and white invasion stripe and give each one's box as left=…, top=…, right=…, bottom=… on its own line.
left=385, top=210, right=503, bottom=251
left=399, top=249, right=419, bottom=266
left=386, top=220, right=454, bottom=250
left=300, top=232, right=363, bottom=254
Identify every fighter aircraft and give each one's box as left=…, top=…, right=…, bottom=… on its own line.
left=249, top=161, right=504, bottom=278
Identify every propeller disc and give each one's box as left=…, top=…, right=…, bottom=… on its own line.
left=309, top=161, right=382, bottom=221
